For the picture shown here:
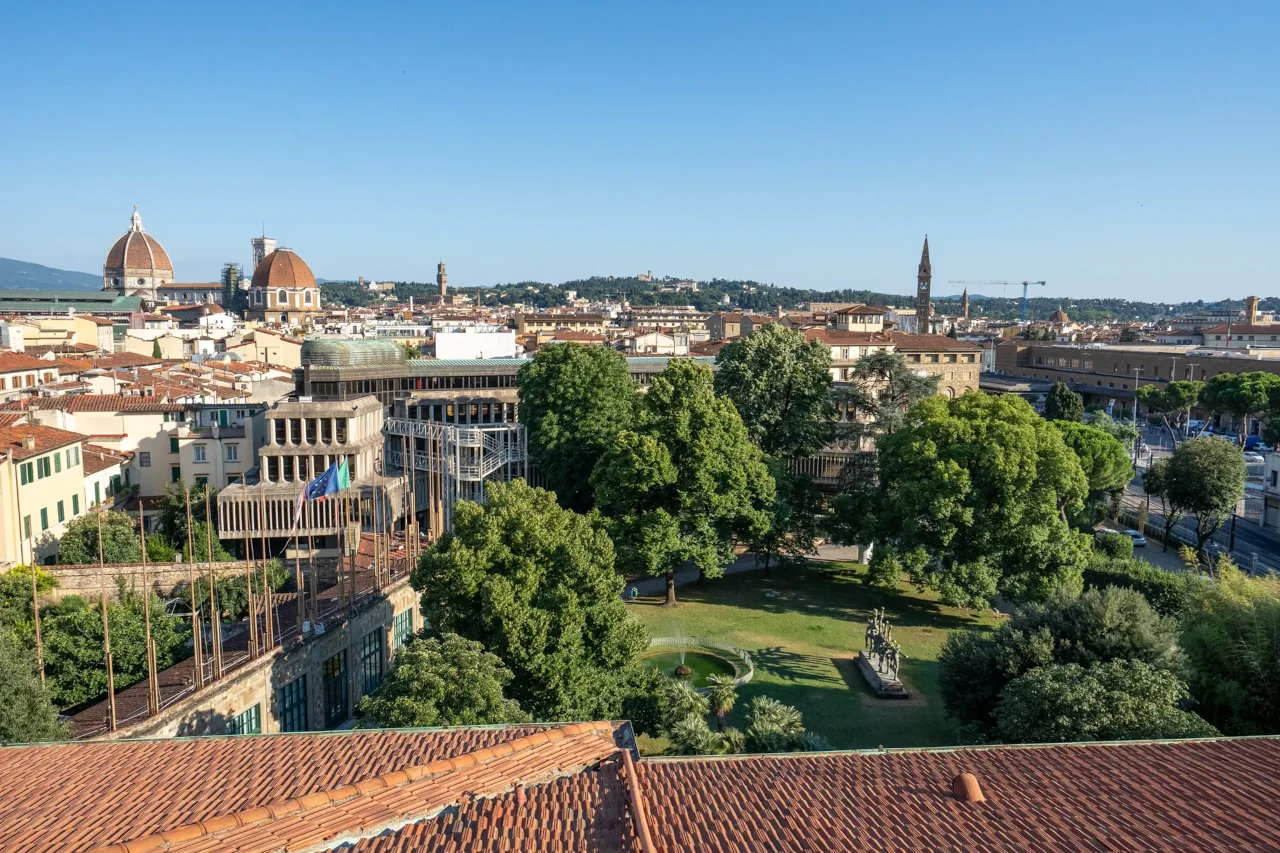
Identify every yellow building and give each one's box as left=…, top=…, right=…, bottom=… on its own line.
left=0, top=424, right=89, bottom=565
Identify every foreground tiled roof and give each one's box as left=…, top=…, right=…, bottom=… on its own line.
left=7, top=723, right=1280, bottom=853
left=0, top=424, right=86, bottom=459
left=26, top=394, right=187, bottom=413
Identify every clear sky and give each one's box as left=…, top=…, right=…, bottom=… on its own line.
left=2, top=1, right=1275, bottom=300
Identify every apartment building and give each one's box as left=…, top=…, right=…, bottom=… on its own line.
left=0, top=352, right=59, bottom=401
left=0, top=425, right=89, bottom=565
left=175, top=403, right=268, bottom=490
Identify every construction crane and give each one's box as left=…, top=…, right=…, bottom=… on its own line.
left=949, top=280, right=1046, bottom=326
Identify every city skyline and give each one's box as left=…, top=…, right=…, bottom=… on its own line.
left=2, top=1, right=1275, bottom=300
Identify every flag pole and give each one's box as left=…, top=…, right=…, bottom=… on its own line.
left=257, top=477, right=273, bottom=650
left=139, top=500, right=159, bottom=715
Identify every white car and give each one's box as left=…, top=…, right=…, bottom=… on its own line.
left=1243, top=452, right=1265, bottom=464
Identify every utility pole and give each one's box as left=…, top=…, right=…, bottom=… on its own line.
left=1132, top=367, right=1143, bottom=468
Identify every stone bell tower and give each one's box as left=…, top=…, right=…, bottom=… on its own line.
left=916, top=236, right=932, bottom=332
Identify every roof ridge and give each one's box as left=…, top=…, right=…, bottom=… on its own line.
left=85, top=721, right=615, bottom=853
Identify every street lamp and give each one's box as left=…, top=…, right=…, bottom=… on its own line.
left=1131, top=367, right=1143, bottom=467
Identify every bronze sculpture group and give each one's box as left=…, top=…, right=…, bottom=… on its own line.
left=864, top=607, right=905, bottom=682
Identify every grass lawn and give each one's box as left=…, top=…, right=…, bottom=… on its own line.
left=630, top=561, right=1002, bottom=753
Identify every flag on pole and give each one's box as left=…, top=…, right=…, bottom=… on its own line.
left=289, top=459, right=351, bottom=534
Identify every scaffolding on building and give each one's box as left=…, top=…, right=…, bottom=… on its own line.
left=383, top=418, right=528, bottom=533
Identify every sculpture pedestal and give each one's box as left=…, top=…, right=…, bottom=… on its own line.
left=855, top=651, right=909, bottom=699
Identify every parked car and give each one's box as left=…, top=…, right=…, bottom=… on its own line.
left=1096, top=528, right=1146, bottom=548
left=1243, top=452, right=1265, bottom=464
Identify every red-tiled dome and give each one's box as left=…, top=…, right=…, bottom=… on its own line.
left=103, top=207, right=172, bottom=272
left=252, top=249, right=316, bottom=291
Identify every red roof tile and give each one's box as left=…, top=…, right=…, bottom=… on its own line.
left=0, top=352, right=52, bottom=373
left=0, top=424, right=85, bottom=459
left=27, top=395, right=187, bottom=413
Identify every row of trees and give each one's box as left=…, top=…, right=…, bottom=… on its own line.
left=1136, top=371, right=1280, bottom=446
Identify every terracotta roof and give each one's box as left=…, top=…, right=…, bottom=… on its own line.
left=56, top=357, right=94, bottom=374
left=0, top=722, right=620, bottom=853
left=24, top=343, right=100, bottom=357
left=95, top=352, right=162, bottom=369
left=802, top=328, right=894, bottom=345
left=832, top=303, right=889, bottom=315
left=104, top=229, right=172, bottom=272
left=690, top=340, right=728, bottom=356
left=251, top=249, right=317, bottom=292
left=0, top=352, right=52, bottom=373
left=82, top=316, right=117, bottom=326
left=1203, top=323, right=1280, bottom=335
left=0, top=424, right=85, bottom=459
left=640, top=737, right=1280, bottom=852
left=26, top=395, right=187, bottom=413
left=0, top=412, right=26, bottom=428
left=81, top=444, right=132, bottom=475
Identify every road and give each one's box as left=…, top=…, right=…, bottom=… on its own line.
left=1125, top=425, right=1280, bottom=575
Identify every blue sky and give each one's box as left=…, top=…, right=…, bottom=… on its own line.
left=2, top=1, right=1275, bottom=300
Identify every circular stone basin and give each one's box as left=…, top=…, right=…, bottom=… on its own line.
left=643, top=649, right=737, bottom=687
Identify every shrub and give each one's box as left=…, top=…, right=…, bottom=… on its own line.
left=1082, top=557, right=1191, bottom=617
left=1095, top=532, right=1134, bottom=560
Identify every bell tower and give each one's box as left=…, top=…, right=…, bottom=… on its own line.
left=916, top=236, right=932, bottom=332
left=437, top=261, right=448, bottom=298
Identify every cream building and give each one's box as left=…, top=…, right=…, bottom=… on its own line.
left=0, top=425, right=89, bottom=565
left=0, top=353, right=58, bottom=400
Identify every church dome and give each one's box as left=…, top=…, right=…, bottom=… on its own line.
left=1050, top=306, right=1069, bottom=323
left=252, top=249, right=316, bottom=291
left=104, top=207, right=172, bottom=272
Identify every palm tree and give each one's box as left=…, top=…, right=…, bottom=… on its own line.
left=743, top=695, right=805, bottom=753
left=706, top=674, right=737, bottom=732
left=660, top=679, right=708, bottom=729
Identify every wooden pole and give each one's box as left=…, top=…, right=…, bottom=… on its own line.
left=14, top=460, right=42, bottom=686
left=185, top=486, right=204, bottom=689
left=241, top=496, right=258, bottom=657
left=96, top=509, right=117, bottom=732
left=139, top=500, right=159, bottom=715
left=373, top=453, right=383, bottom=589
left=204, top=484, right=223, bottom=678
left=258, top=478, right=273, bottom=650
left=306, top=499, right=317, bottom=628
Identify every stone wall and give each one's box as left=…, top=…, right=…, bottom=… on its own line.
left=46, top=557, right=342, bottom=603
left=89, top=579, right=419, bottom=739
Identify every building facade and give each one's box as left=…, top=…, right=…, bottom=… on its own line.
left=103, top=207, right=174, bottom=302
left=246, top=249, right=323, bottom=327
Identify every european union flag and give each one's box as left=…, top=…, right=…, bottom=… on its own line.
left=305, top=458, right=350, bottom=502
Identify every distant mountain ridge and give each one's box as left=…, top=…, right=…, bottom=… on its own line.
left=0, top=258, right=101, bottom=290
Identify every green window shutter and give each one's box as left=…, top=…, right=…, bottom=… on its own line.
left=40, top=508, right=48, bottom=531
left=94, top=482, right=101, bottom=505
left=19, top=465, right=26, bottom=486
left=57, top=501, right=64, bottom=523
left=74, top=447, right=80, bottom=466
left=171, top=467, right=181, bottom=483
left=170, top=437, right=179, bottom=454
left=72, top=494, right=79, bottom=515
left=54, top=454, right=61, bottom=474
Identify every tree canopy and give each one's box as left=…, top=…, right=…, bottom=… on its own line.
left=836, top=350, right=939, bottom=442
left=411, top=479, right=651, bottom=721
left=993, top=660, right=1218, bottom=743
left=938, top=585, right=1184, bottom=740
left=1052, top=421, right=1134, bottom=494
left=713, top=324, right=835, bottom=459
left=835, top=393, right=1090, bottom=608
left=1138, top=380, right=1204, bottom=443
left=0, top=635, right=65, bottom=744
left=357, top=633, right=529, bottom=728
left=1198, top=372, right=1280, bottom=444
left=1044, top=382, right=1084, bottom=422
left=1161, top=437, right=1246, bottom=559
left=57, top=511, right=141, bottom=565
left=1180, top=560, right=1280, bottom=735
left=592, top=360, right=774, bottom=604
left=516, top=344, right=636, bottom=512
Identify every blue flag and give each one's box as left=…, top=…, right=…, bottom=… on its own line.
left=305, top=460, right=344, bottom=502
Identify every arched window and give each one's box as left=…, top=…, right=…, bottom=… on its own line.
left=303, top=290, right=313, bottom=306
left=945, top=387, right=956, bottom=399
left=277, top=289, right=288, bottom=305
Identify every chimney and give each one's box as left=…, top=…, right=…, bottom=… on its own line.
left=1245, top=295, right=1259, bottom=325
left=20, top=436, right=36, bottom=450
left=951, top=773, right=985, bottom=803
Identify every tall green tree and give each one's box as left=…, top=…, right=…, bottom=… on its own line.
left=713, top=324, right=835, bottom=459
left=1140, top=458, right=1181, bottom=552
left=57, top=511, right=141, bottom=565
left=750, top=464, right=823, bottom=574
left=1138, top=380, right=1204, bottom=444
left=151, top=339, right=163, bottom=359
left=938, top=585, right=1183, bottom=739
left=836, top=350, right=938, bottom=442
left=154, top=480, right=221, bottom=549
left=516, top=344, right=636, bottom=512
left=412, top=479, right=651, bottom=721
left=0, top=635, right=65, bottom=743
left=993, top=660, right=1218, bottom=743
left=1198, top=372, right=1280, bottom=444
left=356, top=633, right=529, bottom=727
left=834, top=394, right=1090, bottom=608
left=1087, top=411, right=1140, bottom=453
left=1162, top=437, right=1246, bottom=560
left=1181, top=560, right=1280, bottom=735
left=592, top=360, right=774, bottom=605
left=1051, top=421, right=1134, bottom=519
left=1044, top=382, right=1085, bottom=422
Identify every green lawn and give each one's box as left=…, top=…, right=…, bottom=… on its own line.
left=630, top=562, right=1002, bottom=752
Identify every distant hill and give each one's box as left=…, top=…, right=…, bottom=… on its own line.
left=0, top=258, right=101, bottom=290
